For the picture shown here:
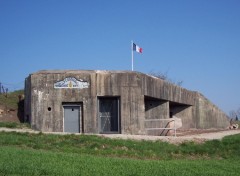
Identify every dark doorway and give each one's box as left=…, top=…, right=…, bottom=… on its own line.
left=98, top=97, right=120, bottom=133
left=63, top=104, right=81, bottom=133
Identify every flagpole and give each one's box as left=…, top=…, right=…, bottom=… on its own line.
left=131, top=40, right=134, bottom=71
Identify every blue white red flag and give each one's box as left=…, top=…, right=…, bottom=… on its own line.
left=132, top=43, right=143, bottom=53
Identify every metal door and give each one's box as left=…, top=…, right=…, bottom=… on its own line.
left=98, top=97, right=120, bottom=133
left=64, top=105, right=80, bottom=133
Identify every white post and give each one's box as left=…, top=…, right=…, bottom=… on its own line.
left=131, top=40, right=134, bottom=71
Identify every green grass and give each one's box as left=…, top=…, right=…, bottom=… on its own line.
left=0, top=89, right=24, bottom=110
left=0, top=132, right=240, bottom=175
left=0, top=146, right=239, bottom=176
left=0, top=132, right=240, bottom=160
left=0, top=122, right=30, bottom=128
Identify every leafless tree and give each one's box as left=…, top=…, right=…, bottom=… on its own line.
left=229, top=110, right=237, bottom=119
left=229, top=108, right=240, bottom=121
left=149, top=70, right=183, bottom=86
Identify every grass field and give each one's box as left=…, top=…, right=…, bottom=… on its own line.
left=0, top=122, right=30, bottom=128
left=1, top=146, right=239, bottom=176
left=0, top=131, right=240, bottom=175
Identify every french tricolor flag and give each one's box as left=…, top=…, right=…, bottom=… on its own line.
left=133, top=43, right=143, bottom=53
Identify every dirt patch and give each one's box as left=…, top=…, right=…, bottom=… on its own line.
left=176, top=129, right=228, bottom=136
left=99, top=129, right=240, bottom=145
left=0, top=127, right=240, bottom=145
left=0, top=105, right=19, bottom=122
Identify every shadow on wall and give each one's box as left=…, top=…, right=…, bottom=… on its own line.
left=17, top=95, right=24, bottom=123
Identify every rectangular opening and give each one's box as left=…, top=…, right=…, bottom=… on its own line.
left=169, top=101, right=191, bottom=118
left=98, top=97, right=120, bottom=134
left=62, top=102, right=83, bottom=133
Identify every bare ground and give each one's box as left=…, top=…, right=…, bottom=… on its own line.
left=99, top=130, right=240, bottom=144
left=0, top=106, right=19, bottom=122
left=0, top=127, right=240, bottom=145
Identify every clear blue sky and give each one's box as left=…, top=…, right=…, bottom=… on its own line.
left=0, top=0, right=239, bottom=114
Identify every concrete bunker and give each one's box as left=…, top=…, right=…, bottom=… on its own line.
left=24, top=70, right=229, bottom=136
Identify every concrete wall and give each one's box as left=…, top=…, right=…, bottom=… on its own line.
left=25, top=71, right=96, bottom=133
left=193, top=93, right=229, bottom=129
left=141, top=74, right=196, bottom=105
left=96, top=71, right=145, bottom=134
left=24, top=70, right=230, bottom=135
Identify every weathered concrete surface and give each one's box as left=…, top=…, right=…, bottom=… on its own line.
left=193, top=93, right=229, bottom=129
left=24, top=70, right=230, bottom=135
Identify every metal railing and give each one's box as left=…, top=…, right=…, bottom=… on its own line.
left=145, top=119, right=176, bottom=137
